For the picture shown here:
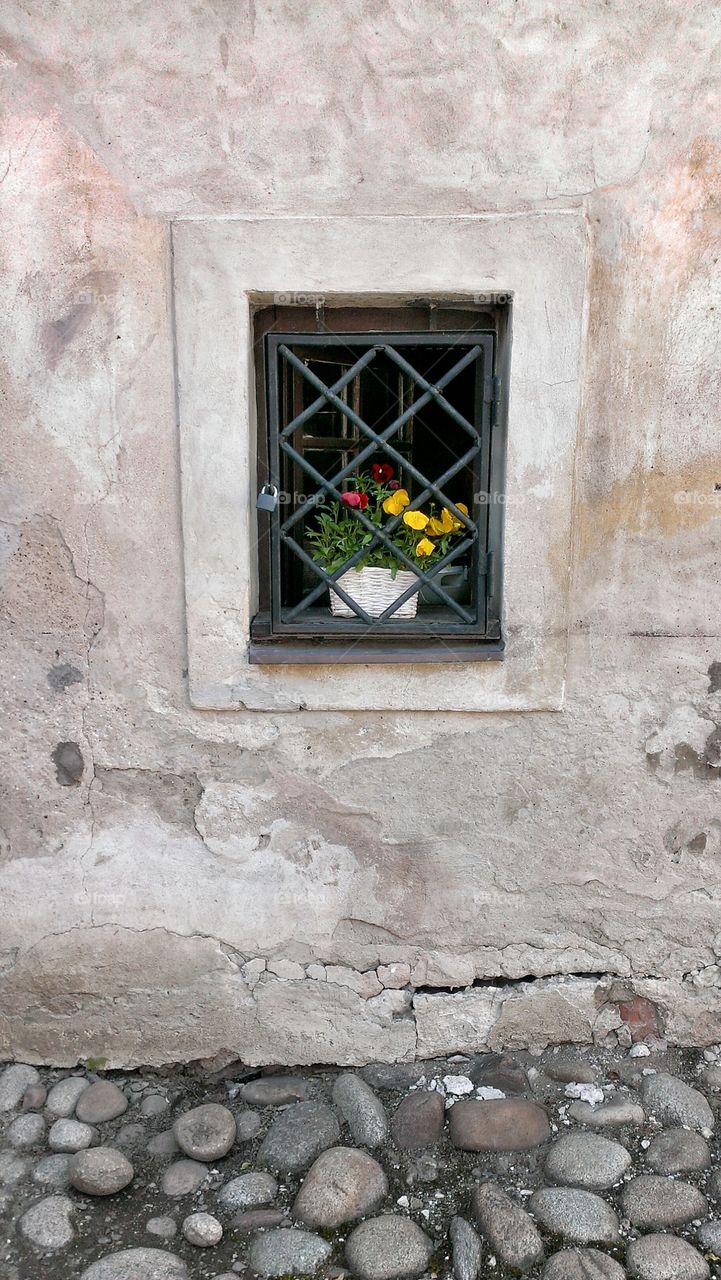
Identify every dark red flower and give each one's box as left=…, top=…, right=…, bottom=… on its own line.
left=388, top=480, right=400, bottom=490
left=357, top=492, right=369, bottom=509
left=371, top=463, right=394, bottom=484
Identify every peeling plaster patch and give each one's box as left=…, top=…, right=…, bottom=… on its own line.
left=51, top=741, right=84, bottom=786
left=47, top=663, right=84, bottom=692
left=709, top=661, right=721, bottom=694
left=94, top=767, right=203, bottom=831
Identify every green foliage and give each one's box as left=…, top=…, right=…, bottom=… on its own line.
left=304, top=470, right=466, bottom=575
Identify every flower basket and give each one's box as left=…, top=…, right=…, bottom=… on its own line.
left=330, top=566, right=419, bottom=619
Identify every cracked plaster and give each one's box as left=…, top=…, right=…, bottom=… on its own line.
left=1, top=1, right=721, bottom=1065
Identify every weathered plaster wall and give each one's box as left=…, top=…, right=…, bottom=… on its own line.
left=1, top=1, right=720, bottom=1067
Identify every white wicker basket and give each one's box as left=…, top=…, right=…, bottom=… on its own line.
left=330, top=567, right=419, bottom=619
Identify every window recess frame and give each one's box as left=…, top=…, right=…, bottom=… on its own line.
left=250, top=315, right=507, bottom=664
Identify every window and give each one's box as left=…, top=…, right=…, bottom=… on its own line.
left=250, top=304, right=507, bottom=664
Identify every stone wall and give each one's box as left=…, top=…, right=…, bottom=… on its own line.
left=1, top=1, right=720, bottom=1067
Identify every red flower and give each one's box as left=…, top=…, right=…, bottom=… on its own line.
left=340, top=491, right=368, bottom=509
left=388, top=480, right=400, bottom=490
left=371, top=463, right=394, bottom=484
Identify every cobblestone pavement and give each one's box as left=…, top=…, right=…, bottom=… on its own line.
left=2, top=1042, right=721, bottom=1279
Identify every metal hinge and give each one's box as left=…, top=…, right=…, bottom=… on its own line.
left=483, top=375, right=501, bottom=419
left=487, top=551, right=495, bottom=595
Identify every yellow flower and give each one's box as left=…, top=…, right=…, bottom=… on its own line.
left=427, top=515, right=448, bottom=536
left=431, top=502, right=470, bottom=534
left=403, top=509, right=429, bottom=531
left=382, top=488, right=410, bottom=516
left=415, top=537, right=435, bottom=557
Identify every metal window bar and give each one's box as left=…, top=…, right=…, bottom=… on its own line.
left=277, top=352, right=479, bottom=624
left=276, top=343, right=481, bottom=622
left=278, top=441, right=477, bottom=623
left=265, top=332, right=493, bottom=634
left=279, top=343, right=482, bottom=535
left=280, top=345, right=477, bottom=533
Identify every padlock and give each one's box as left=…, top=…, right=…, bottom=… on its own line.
left=256, top=484, right=279, bottom=512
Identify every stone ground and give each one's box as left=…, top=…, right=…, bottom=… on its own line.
left=2, top=1044, right=721, bottom=1279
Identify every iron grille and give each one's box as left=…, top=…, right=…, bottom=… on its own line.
left=251, top=328, right=505, bottom=663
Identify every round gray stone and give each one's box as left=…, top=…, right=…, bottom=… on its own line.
left=250, top=1227, right=332, bottom=1277
left=472, top=1180, right=543, bottom=1272
left=360, top=1063, right=430, bottom=1091
left=621, top=1174, right=707, bottom=1229
left=543, top=1249, right=627, bottom=1280
left=22, top=1083, right=47, bottom=1110
left=333, top=1073, right=388, bottom=1147
left=141, top=1094, right=170, bottom=1118
left=0, top=1064, right=40, bottom=1111
left=69, top=1147, right=134, bottom=1196
left=529, top=1188, right=620, bottom=1245
left=45, top=1076, right=90, bottom=1117
left=568, top=1099, right=645, bottom=1128
left=173, top=1103, right=236, bottom=1161
left=182, top=1212, right=223, bottom=1247
left=258, top=1101, right=341, bottom=1174
left=450, top=1098, right=550, bottom=1151
left=646, top=1127, right=710, bottom=1174
left=76, top=1080, right=129, bottom=1124
left=640, top=1072, right=714, bottom=1133
left=546, top=1059, right=597, bottom=1085
left=293, top=1146, right=388, bottom=1228
left=240, top=1076, right=312, bottom=1105
left=545, top=1132, right=632, bottom=1190
left=449, top=1215, right=482, bottom=1280
left=147, top=1217, right=177, bottom=1239
left=234, top=1208, right=290, bottom=1230
left=345, top=1215, right=434, bottom=1280
left=148, top=1129, right=180, bottom=1156
left=48, top=1117, right=95, bottom=1152
left=218, top=1171, right=278, bottom=1211
left=700, top=1064, right=721, bottom=1091
left=626, top=1233, right=710, bottom=1280
left=161, top=1159, right=209, bottom=1197
left=33, top=1154, right=71, bottom=1188
left=80, top=1248, right=190, bottom=1279
left=392, top=1091, right=445, bottom=1150
left=18, top=1194, right=75, bottom=1250
left=235, top=1108, right=262, bottom=1142
left=696, top=1220, right=721, bottom=1252
left=0, top=1152, right=30, bottom=1185
left=8, top=1112, right=45, bottom=1149
left=115, top=1122, right=147, bottom=1151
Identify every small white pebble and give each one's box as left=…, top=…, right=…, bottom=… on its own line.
left=640, top=1139, right=650, bottom=1149
left=641, top=1068, right=657, bottom=1076
left=396, top=1196, right=409, bottom=1208
left=629, top=1043, right=651, bottom=1057
left=442, top=1075, right=474, bottom=1096
left=421, top=1209, right=430, bottom=1219
left=475, top=1086, right=505, bottom=1100
left=564, top=1083, right=604, bottom=1105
